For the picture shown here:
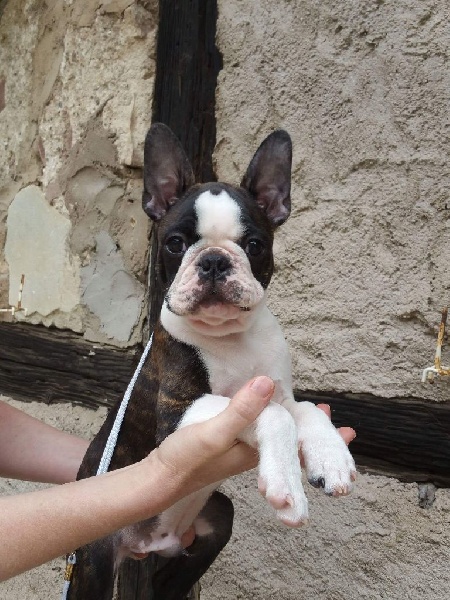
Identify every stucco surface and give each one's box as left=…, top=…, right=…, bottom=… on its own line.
left=215, top=0, right=450, bottom=402
left=5, top=185, right=80, bottom=316
left=0, top=0, right=156, bottom=345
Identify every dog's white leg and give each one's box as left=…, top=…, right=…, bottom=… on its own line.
left=178, top=394, right=231, bottom=427
left=247, top=401, right=308, bottom=527
left=180, top=395, right=308, bottom=527
left=283, top=399, right=357, bottom=497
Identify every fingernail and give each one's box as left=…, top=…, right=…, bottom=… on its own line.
left=250, top=376, right=274, bottom=397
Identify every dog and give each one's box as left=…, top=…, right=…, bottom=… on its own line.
left=68, top=123, right=356, bottom=600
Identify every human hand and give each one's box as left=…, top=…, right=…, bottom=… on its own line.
left=316, top=403, right=356, bottom=445
left=142, top=384, right=356, bottom=555
left=152, top=376, right=274, bottom=498
left=151, top=383, right=356, bottom=501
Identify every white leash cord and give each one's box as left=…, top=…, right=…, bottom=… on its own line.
left=61, top=334, right=153, bottom=599
left=96, top=334, right=153, bottom=475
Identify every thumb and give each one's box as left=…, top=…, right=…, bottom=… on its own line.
left=208, top=376, right=274, bottom=447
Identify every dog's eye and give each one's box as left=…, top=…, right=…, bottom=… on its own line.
left=165, top=236, right=187, bottom=255
left=245, top=239, right=264, bottom=257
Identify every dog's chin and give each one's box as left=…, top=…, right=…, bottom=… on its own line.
left=193, top=300, right=244, bottom=322
left=185, top=300, right=255, bottom=337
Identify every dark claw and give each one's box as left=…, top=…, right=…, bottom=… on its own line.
left=308, top=476, right=325, bottom=489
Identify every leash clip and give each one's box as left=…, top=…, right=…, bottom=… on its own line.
left=64, top=552, right=77, bottom=581
left=61, top=552, right=77, bottom=599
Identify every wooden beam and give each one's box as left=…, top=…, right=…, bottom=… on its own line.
left=0, top=321, right=138, bottom=408
left=151, top=0, right=222, bottom=183
left=1, top=320, right=447, bottom=488
left=119, top=0, right=222, bottom=597
left=296, top=390, right=450, bottom=487
left=148, top=0, right=222, bottom=330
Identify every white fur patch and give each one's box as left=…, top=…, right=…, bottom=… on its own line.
left=195, top=190, right=243, bottom=242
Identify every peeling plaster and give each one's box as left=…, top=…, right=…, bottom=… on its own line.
left=5, top=185, right=80, bottom=316
left=81, top=230, right=144, bottom=342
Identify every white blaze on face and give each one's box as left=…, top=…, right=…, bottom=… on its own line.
left=195, top=190, right=244, bottom=242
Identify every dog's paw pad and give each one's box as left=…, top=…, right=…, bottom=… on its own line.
left=279, top=514, right=309, bottom=528
left=266, top=492, right=294, bottom=511
left=258, top=475, right=294, bottom=510
left=308, top=476, right=325, bottom=489
left=258, top=471, right=309, bottom=525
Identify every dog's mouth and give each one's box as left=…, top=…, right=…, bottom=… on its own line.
left=187, top=301, right=248, bottom=330
left=188, top=295, right=251, bottom=327
left=198, top=294, right=250, bottom=312
left=166, top=280, right=253, bottom=316
left=165, top=287, right=254, bottom=333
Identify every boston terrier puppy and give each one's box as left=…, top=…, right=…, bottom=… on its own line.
left=68, top=124, right=356, bottom=600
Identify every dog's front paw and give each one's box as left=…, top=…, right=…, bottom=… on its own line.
left=301, top=431, right=356, bottom=497
left=258, top=463, right=309, bottom=527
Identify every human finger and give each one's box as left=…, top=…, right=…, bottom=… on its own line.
left=316, top=403, right=356, bottom=445
left=337, top=426, right=356, bottom=445
left=316, top=403, right=331, bottom=418
left=202, top=376, right=274, bottom=448
left=181, top=526, right=196, bottom=548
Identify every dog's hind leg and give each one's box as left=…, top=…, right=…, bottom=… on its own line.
left=67, top=538, right=115, bottom=600
left=152, top=491, right=234, bottom=600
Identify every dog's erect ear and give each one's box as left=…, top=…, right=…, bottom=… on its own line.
left=142, top=123, right=195, bottom=221
left=241, top=130, right=292, bottom=227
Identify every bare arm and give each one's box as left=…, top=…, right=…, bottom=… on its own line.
left=0, top=400, right=89, bottom=484
left=0, top=377, right=273, bottom=581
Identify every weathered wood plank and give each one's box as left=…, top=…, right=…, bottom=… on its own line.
left=119, top=0, right=222, bottom=597
left=151, top=0, right=221, bottom=184
left=147, top=0, right=222, bottom=329
left=0, top=321, right=138, bottom=408
left=296, top=390, right=450, bottom=487
left=1, top=320, right=448, bottom=488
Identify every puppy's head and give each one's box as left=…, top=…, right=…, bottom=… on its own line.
left=142, top=124, right=292, bottom=336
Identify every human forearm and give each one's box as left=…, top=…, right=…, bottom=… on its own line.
left=0, top=454, right=180, bottom=581
left=0, top=378, right=273, bottom=582
left=0, top=400, right=89, bottom=483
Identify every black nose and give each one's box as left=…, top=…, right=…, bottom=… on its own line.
left=197, top=253, right=232, bottom=281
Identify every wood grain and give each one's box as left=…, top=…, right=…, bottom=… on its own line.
left=298, top=390, right=450, bottom=487
left=0, top=321, right=138, bottom=408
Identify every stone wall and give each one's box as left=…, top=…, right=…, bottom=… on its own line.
left=0, top=0, right=157, bottom=346
left=1, top=1, right=450, bottom=599
left=202, top=2, right=450, bottom=598
left=215, top=0, right=450, bottom=402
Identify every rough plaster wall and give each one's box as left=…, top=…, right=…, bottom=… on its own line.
left=199, top=473, right=450, bottom=600
left=0, top=0, right=157, bottom=345
left=215, top=0, right=450, bottom=402
left=0, top=2, right=449, bottom=599
left=207, top=1, right=450, bottom=598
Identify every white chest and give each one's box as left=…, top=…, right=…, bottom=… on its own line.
left=161, top=302, right=294, bottom=403
left=198, top=308, right=293, bottom=402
